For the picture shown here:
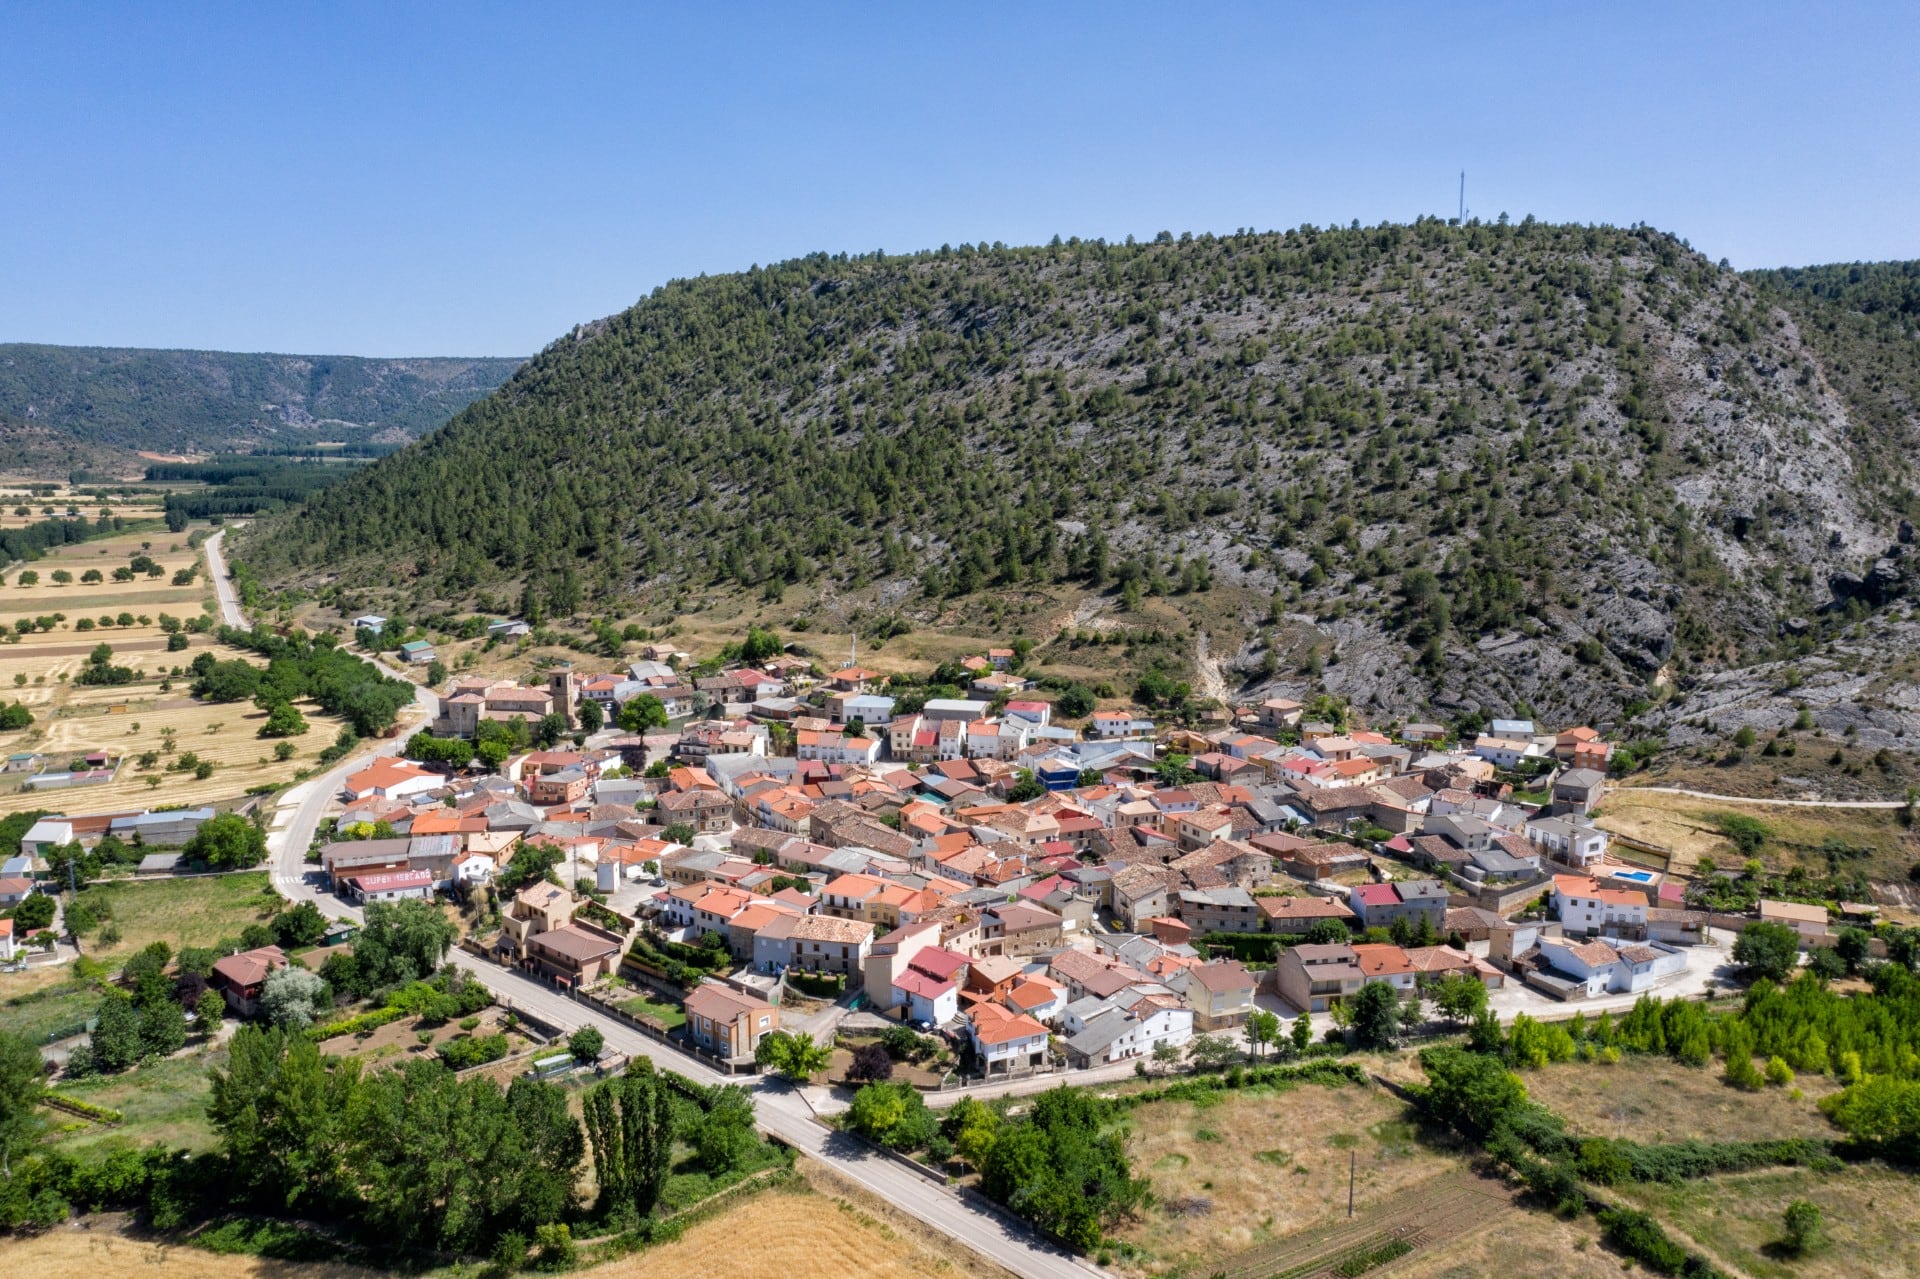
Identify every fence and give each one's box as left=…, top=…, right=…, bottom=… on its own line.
left=571, top=985, right=757, bottom=1075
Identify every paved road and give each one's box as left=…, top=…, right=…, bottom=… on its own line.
left=1619, top=784, right=1907, bottom=809
left=202, top=528, right=247, bottom=628
left=203, top=541, right=1100, bottom=1279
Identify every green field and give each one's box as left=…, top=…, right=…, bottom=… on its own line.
left=619, top=993, right=687, bottom=1028
left=47, top=1050, right=223, bottom=1153
left=0, top=978, right=100, bottom=1044
left=74, top=871, right=279, bottom=966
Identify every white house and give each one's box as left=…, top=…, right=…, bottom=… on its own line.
left=1551, top=874, right=1649, bottom=935
left=1526, top=816, right=1609, bottom=868
left=451, top=850, right=497, bottom=888
left=1539, top=936, right=1687, bottom=996
left=893, top=970, right=960, bottom=1027
left=968, top=1004, right=1051, bottom=1074
left=343, top=758, right=442, bottom=802
left=351, top=614, right=387, bottom=634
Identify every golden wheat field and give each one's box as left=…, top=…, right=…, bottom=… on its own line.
left=0, top=527, right=358, bottom=814
left=0, top=1172, right=1001, bottom=1279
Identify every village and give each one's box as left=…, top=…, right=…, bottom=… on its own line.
left=11, top=619, right=1842, bottom=1084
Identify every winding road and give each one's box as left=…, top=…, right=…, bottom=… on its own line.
left=203, top=531, right=1101, bottom=1279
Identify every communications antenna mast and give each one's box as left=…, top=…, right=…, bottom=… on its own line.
left=1458, top=171, right=1466, bottom=224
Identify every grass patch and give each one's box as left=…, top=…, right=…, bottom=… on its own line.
left=619, top=993, right=688, bottom=1028
left=72, top=872, right=278, bottom=967
left=0, top=979, right=100, bottom=1043
left=49, top=1049, right=222, bottom=1152
left=1533, top=1056, right=1839, bottom=1145
left=1112, top=1084, right=1458, bottom=1273
left=1621, top=1164, right=1920, bottom=1279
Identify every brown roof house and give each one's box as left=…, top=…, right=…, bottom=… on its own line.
left=1273, top=943, right=1364, bottom=1013
left=211, top=945, right=290, bottom=1017
left=683, top=979, right=780, bottom=1063
left=1177, top=959, right=1257, bottom=1029
left=525, top=923, right=625, bottom=987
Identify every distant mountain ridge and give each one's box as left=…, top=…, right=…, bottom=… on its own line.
left=237, top=221, right=1920, bottom=733
left=0, top=343, right=524, bottom=457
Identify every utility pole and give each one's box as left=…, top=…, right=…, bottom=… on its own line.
left=1348, top=1149, right=1357, bottom=1217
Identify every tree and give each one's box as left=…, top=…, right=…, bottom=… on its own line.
left=1150, top=1039, right=1181, bottom=1073
left=532, top=712, right=570, bottom=748
left=1245, top=1008, right=1281, bottom=1059
left=1432, top=972, right=1489, bottom=1025
left=1733, top=921, right=1801, bottom=983
left=0, top=1029, right=46, bottom=1179
left=140, top=995, right=188, bottom=1058
left=354, top=899, right=456, bottom=989
left=582, top=1061, right=675, bottom=1218
left=195, top=988, right=227, bottom=1035
left=1304, top=917, right=1352, bottom=945
left=258, top=701, right=309, bottom=738
left=185, top=811, right=267, bottom=870
left=259, top=966, right=328, bottom=1030
left=755, top=1029, right=830, bottom=1081
left=847, top=1042, right=894, bottom=1082
left=740, top=626, right=782, bottom=664
left=1007, top=770, right=1045, bottom=802
left=848, top=1080, right=912, bottom=1141
left=7, top=891, right=53, bottom=932
left=1292, top=1011, right=1313, bottom=1055
left=1781, top=1200, right=1826, bottom=1256
left=1055, top=684, right=1095, bottom=719
left=694, top=1084, right=756, bottom=1172
left=947, top=1095, right=1000, bottom=1173
left=568, top=1026, right=604, bottom=1063
left=618, top=695, right=668, bottom=733
left=1835, top=926, right=1872, bottom=975
left=577, top=698, right=603, bottom=733
left=91, top=990, right=143, bottom=1072
left=1187, top=1033, right=1240, bottom=1070
left=1348, top=980, right=1407, bottom=1050
left=271, top=901, right=329, bottom=950
left=663, top=822, right=697, bottom=846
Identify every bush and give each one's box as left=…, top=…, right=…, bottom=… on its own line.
left=847, top=1042, right=894, bottom=1083
left=1781, top=1199, right=1825, bottom=1256
left=438, top=1033, right=509, bottom=1069
left=568, top=1025, right=604, bottom=1063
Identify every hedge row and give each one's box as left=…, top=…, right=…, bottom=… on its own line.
left=1115, top=1059, right=1366, bottom=1109
left=42, top=1093, right=125, bottom=1124
left=304, top=1006, right=405, bottom=1042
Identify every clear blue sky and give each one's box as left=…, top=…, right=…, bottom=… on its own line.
left=3, top=2, right=1915, bottom=357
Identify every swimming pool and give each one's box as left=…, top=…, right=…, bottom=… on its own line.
left=1610, top=869, right=1655, bottom=883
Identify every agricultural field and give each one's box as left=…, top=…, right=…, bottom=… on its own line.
left=45, top=1050, right=223, bottom=1153
left=1595, top=786, right=1918, bottom=883
left=1107, top=1081, right=1466, bottom=1275
left=0, top=975, right=102, bottom=1043
left=1621, top=1164, right=1920, bottom=1279
left=1532, top=1056, right=1840, bottom=1145
left=0, top=1160, right=1004, bottom=1279
left=0, top=526, right=356, bottom=815
left=316, top=1005, right=535, bottom=1072
left=594, top=1175, right=1007, bottom=1279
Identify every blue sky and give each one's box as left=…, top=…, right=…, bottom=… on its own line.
left=2, top=2, right=1915, bottom=356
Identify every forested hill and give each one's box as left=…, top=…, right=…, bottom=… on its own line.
left=0, top=344, right=523, bottom=456
left=240, top=223, right=1920, bottom=724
